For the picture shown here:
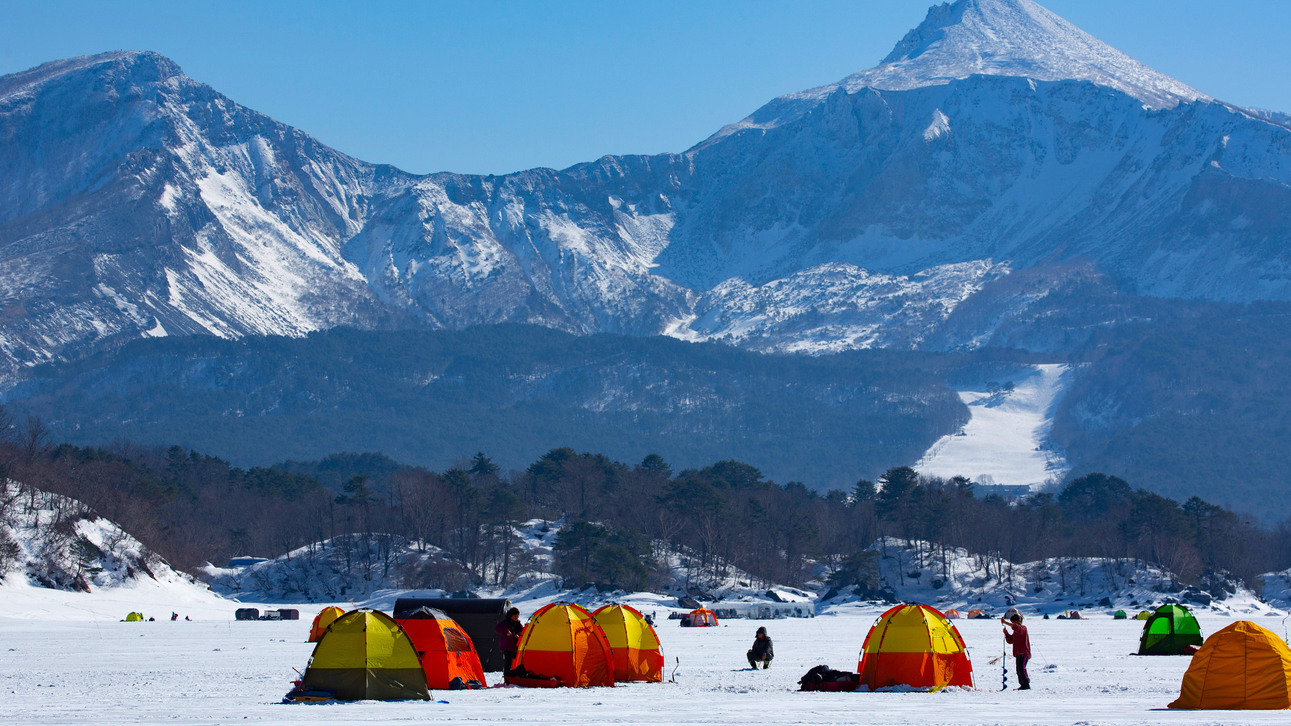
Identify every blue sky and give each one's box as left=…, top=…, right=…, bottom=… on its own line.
left=3, top=1, right=1288, bottom=175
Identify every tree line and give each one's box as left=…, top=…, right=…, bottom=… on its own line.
left=1, top=405, right=1288, bottom=599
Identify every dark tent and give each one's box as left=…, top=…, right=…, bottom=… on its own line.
left=393, top=597, right=512, bottom=672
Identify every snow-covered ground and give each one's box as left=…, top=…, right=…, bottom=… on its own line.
left=917, top=363, right=1070, bottom=489
left=3, top=606, right=1288, bottom=724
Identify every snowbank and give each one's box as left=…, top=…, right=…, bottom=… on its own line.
left=822, top=538, right=1278, bottom=618
left=0, top=481, right=229, bottom=620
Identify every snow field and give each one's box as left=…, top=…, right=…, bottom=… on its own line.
left=2, top=610, right=1286, bottom=724
left=917, top=363, right=1069, bottom=488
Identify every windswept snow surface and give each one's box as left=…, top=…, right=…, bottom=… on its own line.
left=916, top=363, right=1069, bottom=488
left=3, top=610, right=1289, bottom=724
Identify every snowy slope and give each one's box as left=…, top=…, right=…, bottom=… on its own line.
left=0, top=481, right=228, bottom=619
left=917, top=363, right=1069, bottom=487
left=825, top=0, right=1206, bottom=108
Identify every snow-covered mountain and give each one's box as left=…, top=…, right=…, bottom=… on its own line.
left=3, top=0, right=1290, bottom=381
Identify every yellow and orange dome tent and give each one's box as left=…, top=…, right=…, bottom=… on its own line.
left=506, top=603, right=615, bottom=688
left=288, top=609, right=429, bottom=702
left=592, top=604, right=664, bottom=682
left=396, top=606, right=487, bottom=689
left=1169, top=620, right=1291, bottom=710
left=309, top=606, right=346, bottom=642
left=944, top=610, right=962, bottom=619
left=966, top=609, right=988, bottom=619
left=857, top=603, right=974, bottom=691
left=684, top=608, right=719, bottom=627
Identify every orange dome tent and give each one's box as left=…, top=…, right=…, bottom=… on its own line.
left=683, top=608, right=719, bottom=627
left=309, top=606, right=346, bottom=642
left=1169, top=620, right=1291, bottom=710
left=858, top=603, right=974, bottom=691
left=966, top=610, right=988, bottom=619
left=396, top=606, right=487, bottom=689
left=944, top=610, right=961, bottom=619
left=506, top=603, right=615, bottom=688
left=592, top=604, right=664, bottom=682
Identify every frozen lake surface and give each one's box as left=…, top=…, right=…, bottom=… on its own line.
left=2, top=606, right=1286, bottom=725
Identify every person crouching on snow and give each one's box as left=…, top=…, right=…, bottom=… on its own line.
left=747, top=626, right=774, bottom=669
left=1002, top=613, right=1031, bottom=690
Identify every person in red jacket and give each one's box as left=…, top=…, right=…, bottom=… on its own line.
left=495, top=607, right=523, bottom=674
left=1002, top=612, right=1031, bottom=690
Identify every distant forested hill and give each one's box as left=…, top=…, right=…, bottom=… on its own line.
left=1053, top=302, right=1291, bottom=518
left=2, top=325, right=968, bottom=488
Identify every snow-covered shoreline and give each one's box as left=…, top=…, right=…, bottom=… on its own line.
left=4, top=610, right=1289, bottom=725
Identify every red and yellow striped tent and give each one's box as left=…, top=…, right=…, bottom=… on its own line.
left=686, top=608, right=719, bottom=627
left=308, top=606, right=346, bottom=642
left=506, top=603, right=615, bottom=688
left=592, top=604, right=664, bottom=682
left=857, top=603, right=974, bottom=691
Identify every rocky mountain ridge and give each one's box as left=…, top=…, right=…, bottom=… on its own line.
left=2, top=0, right=1290, bottom=386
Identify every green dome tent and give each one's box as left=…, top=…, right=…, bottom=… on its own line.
left=1139, top=604, right=1204, bottom=655
left=1114, top=610, right=1128, bottom=620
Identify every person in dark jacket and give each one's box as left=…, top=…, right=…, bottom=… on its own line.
left=747, top=626, right=774, bottom=669
left=1002, top=613, right=1031, bottom=690
left=495, top=607, right=523, bottom=674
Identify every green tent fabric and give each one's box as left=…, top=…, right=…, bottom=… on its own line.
left=125, top=612, right=143, bottom=622
left=1114, top=610, right=1128, bottom=620
left=1138, top=604, right=1203, bottom=655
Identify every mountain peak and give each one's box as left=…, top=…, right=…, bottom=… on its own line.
left=0, top=50, right=183, bottom=100
left=816, top=0, right=1207, bottom=109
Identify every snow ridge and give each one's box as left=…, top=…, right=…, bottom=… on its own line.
left=843, top=0, right=1209, bottom=109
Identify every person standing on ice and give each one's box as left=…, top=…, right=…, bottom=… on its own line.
left=1002, top=612, right=1031, bottom=690
left=495, top=607, right=523, bottom=675
left=747, top=626, right=774, bottom=669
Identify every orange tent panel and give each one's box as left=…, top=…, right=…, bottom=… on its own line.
left=396, top=607, right=488, bottom=689
left=309, top=606, right=346, bottom=642
left=686, top=608, right=719, bottom=627
left=508, top=603, right=615, bottom=688
left=592, top=604, right=664, bottom=682
left=858, top=603, right=974, bottom=691
left=1169, top=620, right=1291, bottom=710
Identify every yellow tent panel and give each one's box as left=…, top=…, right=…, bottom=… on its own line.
left=592, top=604, right=664, bottom=682
left=858, top=603, right=974, bottom=691
left=309, top=606, right=346, bottom=642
